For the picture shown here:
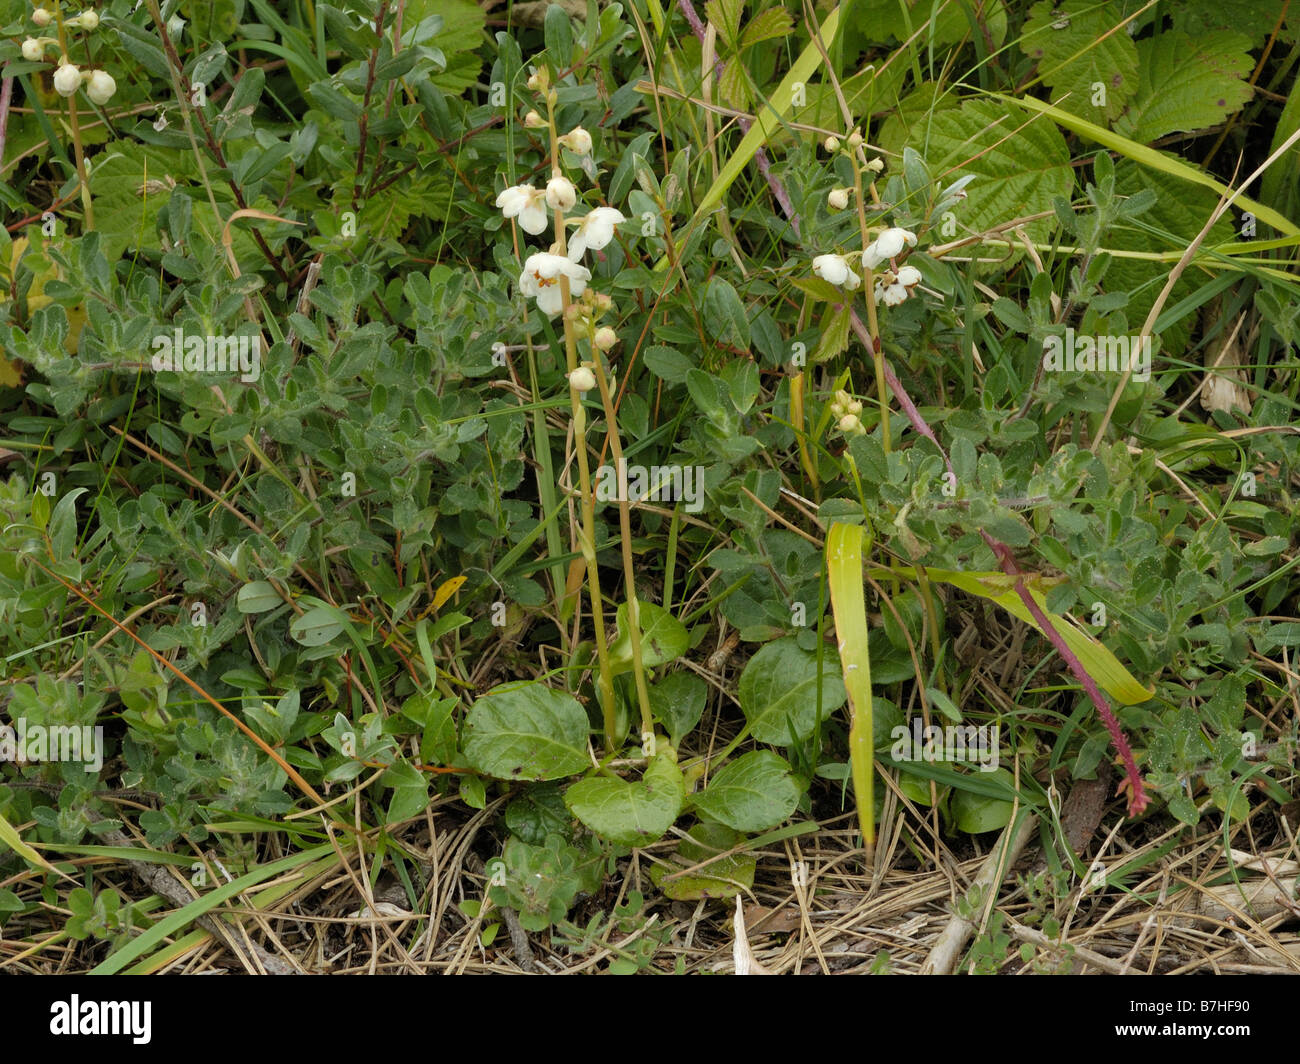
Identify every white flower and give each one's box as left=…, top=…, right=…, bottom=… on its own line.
left=519, top=252, right=591, bottom=316
left=827, top=187, right=850, bottom=211
left=593, top=326, right=618, bottom=351
left=53, top=62, right=82, bottom=97
left=866, top=157, right=885, bottom=174
left=569, top=367, right=596, bottom=392
left=862, top=226, right=917, bottom=269
left=78, top=10, right=99, bottom=30
left=21, top=37, right=44, bottom=61
left=823, top=135, right=840, bottom=152
left=32, top=8, right=52, bottom=26
left=495, top=183, right=549, bottom=235
left=545, top=173, right=576, bottom=211
left=86, top=69, right=115, bottom=105
left=874, top=281, right=909, bottom=307
left=568, top=207, right=625, bottom=260
left=812, top=253, right=860, bottom=290
left=847, top=130, right=863, bottom=149
left=896, top=265, right=922, bottom=287
left=524, top=109, right=545, bottom=129
left=560, top=126, right=592, bottom=155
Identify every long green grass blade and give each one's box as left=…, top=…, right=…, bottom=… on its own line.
left=826, top=521, right=875, bottom=851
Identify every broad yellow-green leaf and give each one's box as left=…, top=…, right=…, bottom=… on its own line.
left=826, top=521, right=876, bottom=848
left=888, top=566, right=1154, bottom=704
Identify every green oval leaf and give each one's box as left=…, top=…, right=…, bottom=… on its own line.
left=236, top=580, right=281, bottom=614
left=609, top=600, right=688, bottom=674
left=738, top=636, right=847, bottom=745
left=463, top=682, right=590, bottom=781
left=564, top=755, right=684, bottom=846
left=692, top=751, right=799, bottom=833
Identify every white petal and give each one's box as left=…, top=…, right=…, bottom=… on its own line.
left=896, top=265, right=922, bottom=287
left=537, top=287, right=564, bottom=316
left=519, top=203, right=549, bottom=235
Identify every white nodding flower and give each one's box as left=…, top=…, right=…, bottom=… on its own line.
left=567, top=207, right=625, bottom=260
left=78, top=11, right=100, bottom=30
left=875, top=281, right=909, bottom=307
left=896, top=265, right=922, bottom=288
left=568, top=367, right=597, bottom=393
left=519, top=252, right=591, bottom=317
left=545, top=173, right=577, bottom=211
left=21, top=37, right=44, bottom=61
left=53, top=62, right=82, bottom=97
left=86, top=69, right=115, bottom=105
left=32, top=8, right=52, bottom=26
left=560, top=126, right=592, bottom=155
left=862, top=226, right=917, bottom=269
left=827, top=187, right=850, bottom=211
left=495, top=183, right=549, bottom=235
left=823, top=135, right=840, bottom=153
left=524, top=109, right=545, bottom=129
left=812, top=253, right=861, bottom=290
left=593, top=326, right=618, bottom=352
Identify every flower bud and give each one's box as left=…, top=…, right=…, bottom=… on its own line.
left=53, top=62, right=82, bottom=97
left=823, top=135, right=840, bottom=153
left=527, top=67, right=549, bottom=93
left=593, top=326, right=617, bottom=352
left=568, top=367, right=596, bottom=393
left=32, top=8, right=52, bottom=26
left=827, top=187, right=850, bottom=211
left=561, top=126, right=592, bottom=155
left=21, top=37, right=44, bottom=62
left=866, top=157, right=885, bottom=174
left=847, top=130, right=864, bottom=149
left=524, top=109, right=545, bottom=129
left=86, top=69, right=115, bottom=105
left=79, top=10, right=99, bottom=30
left=546, top=173, right=576, bottom=211
left=847, top=399, right=863, bottom=415
left=838, top=413, right=861, bottom=433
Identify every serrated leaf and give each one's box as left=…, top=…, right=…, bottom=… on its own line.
left=463, top=682, right=590, bottom=781
left=738, top=637, right=847, bottom=745
left=904, top=98, right=1073, bottom=248
left=1020, top=0, right=1138, bottom=123
left=705, top=0, right=745, bottom=50
left=692, top=751, right=800, bottom=832
left=564, top=756, right=684, bottom=846
left=741, top=7, right=794, bottom=48
left=1115, top=31, right=1253, bottom=144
